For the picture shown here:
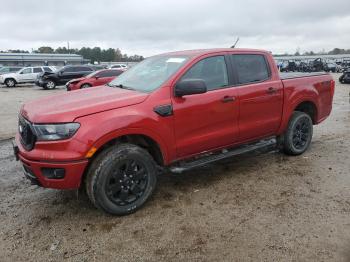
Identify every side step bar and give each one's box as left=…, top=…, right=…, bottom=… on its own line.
left=169, top=137, right=276, bottom=173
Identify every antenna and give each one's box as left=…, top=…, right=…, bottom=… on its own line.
left=231, top=37, right=240, bottom=48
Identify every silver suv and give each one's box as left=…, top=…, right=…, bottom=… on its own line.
left=0, top=66, right=55, bottom=87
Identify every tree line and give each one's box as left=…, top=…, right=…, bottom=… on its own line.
left=3, top=46, right=350, bottom=60
left=275, top=48, right=350, bottom=57
left=0, top=46, right=144, bottom=62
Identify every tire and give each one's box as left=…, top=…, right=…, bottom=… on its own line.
left=85, top=143, right=157, bottom=215
left=44, top=80, right=56, bottom=90
left=5, top=78, right=16, bottom=87
left=282, top=111, right=313, bottom=156
left=81, top=83, right=92, bottom=89
left=339, top=76, right=344, bottom=83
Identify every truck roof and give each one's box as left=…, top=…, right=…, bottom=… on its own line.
left=157, top=48, right=270, bottom=57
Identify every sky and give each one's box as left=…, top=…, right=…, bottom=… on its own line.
left=1, top=0, right=350, bottom=56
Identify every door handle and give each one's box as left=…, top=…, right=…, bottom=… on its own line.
left=266, top=87, right=277, bottom=94
left=221, top=96, right=235, bottom=103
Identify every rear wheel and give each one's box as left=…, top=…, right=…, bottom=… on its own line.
left=282, top=111, right=313, bottom=155
left=44, top=80, right=56, bottom=90
left=5, top=78, right=16, bottom=87
left=81, top=83, right=92, bottom=89
left=85, top=143, right=157, bottom=215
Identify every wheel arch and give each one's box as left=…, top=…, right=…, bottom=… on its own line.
left=80, top=82, right=92, bottom=89
left=293, top=100, right=318, bottom=124
left=5, top=77, right=17, bottom=84
left=93, top=134, right=165, bottom=166
left=80, top=132, right=166, bottom=188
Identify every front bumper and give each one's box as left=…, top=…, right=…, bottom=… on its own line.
left=66, top=82, right=80, bottom=91
left=14, top=138, right=89, bottom=189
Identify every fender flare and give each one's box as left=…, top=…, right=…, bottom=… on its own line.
left=87, top=127, right=171, bottom=165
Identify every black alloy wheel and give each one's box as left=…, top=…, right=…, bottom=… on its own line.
left=282, top=111, right=313, bottom=155
left=85, top=143, right=157, bottom=215
left=292, top=117, right=310, bottom=150
left=105, top=159, right=148, bottom=206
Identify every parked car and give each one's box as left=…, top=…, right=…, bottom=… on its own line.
left=324, top=62, right=336, bottom=73
left=0, top=66, right=23, bottom=75
left=35, top=65, right=94, bottom=89
left=110, top=64, right=128, bottom=70
left=66, top=69, right=124, bottom=91
left=339, top=69, right=350, bottom=84
left=0, top=66, right=55, bottom=87
left=14, top=48, right=334, bottom=215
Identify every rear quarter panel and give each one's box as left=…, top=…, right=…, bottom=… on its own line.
left=278, top=74, right=334, bottom=134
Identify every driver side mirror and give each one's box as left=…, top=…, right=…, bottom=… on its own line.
left=175, top=79, right=207, bottom=97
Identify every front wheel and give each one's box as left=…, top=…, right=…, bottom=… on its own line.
left=5, top=78, right=16, bottom=87
left=282, top=111, right=313, bottom=155
left=85, top=143, right=157, bottom=215
left=81, top=83, right=92, bottom=89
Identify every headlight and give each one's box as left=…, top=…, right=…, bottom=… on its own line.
left=33, top=123, right=80, bottom=141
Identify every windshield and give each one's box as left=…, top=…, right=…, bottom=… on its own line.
left=108, top=55, right=189, bottom=92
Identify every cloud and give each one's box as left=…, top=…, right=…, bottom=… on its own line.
left=0, top=0, right=349, bottom=56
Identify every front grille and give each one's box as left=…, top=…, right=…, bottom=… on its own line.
left=18, top=115, right=36, bottom=151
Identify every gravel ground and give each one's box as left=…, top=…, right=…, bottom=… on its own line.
left=0, top=77, right=349, bottom=261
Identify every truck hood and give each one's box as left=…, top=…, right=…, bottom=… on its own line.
left=21, top=86, right=149, bottom=123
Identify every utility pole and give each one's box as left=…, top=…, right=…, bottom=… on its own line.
left=67, top=42, right=70, bottom=53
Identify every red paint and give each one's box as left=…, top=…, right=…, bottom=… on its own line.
left=16, top=48, right=334, bottom=189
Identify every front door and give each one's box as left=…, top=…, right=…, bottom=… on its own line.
left=18, top=68, right=33, bottom=82
left=172, top=55, right=239, bottom=159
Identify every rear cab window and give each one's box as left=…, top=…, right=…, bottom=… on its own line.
left=231, top=54, right=270, bottom=85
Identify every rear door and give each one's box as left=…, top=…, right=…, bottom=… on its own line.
left=60, top=67, right=76, bottom=84
left=230, top=53, right=283, bottom=141
left=32, top=67, right=43, bottom=81
left=172, top=54, right=239, bottom=158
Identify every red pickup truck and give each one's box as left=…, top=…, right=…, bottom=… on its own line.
left=14, top=48, right=334, bottom=215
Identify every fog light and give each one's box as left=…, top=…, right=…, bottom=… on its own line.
left=41, top=168, right=65, bottom=179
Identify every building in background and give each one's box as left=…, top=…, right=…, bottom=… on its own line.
left=0, top=53, right=89, bottom=66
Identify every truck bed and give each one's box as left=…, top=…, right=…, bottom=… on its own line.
left=280, top=72, right=329, bottom=80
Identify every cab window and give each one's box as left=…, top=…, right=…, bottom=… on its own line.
left=180, top=56, right=228, bottom=91
left=231, top=54, right=270, bottom=85
left=33, top=67, right=43, bottom=73
left=21, top=68, right=32, bottom=74
left=98, top=70, right=123, bottom=78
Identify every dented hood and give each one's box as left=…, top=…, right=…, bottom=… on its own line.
left=21, top=86, right=148, bottom=123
